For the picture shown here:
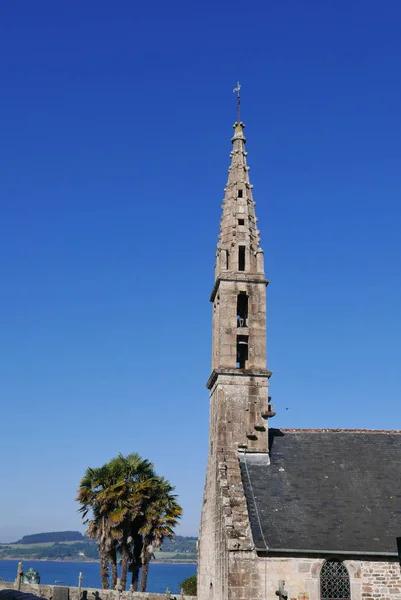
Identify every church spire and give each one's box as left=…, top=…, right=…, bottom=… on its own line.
left=214, top=116, right=264, bottom=282
left=199, top=103, right=273, bottom=600
left=209, top=98, right=270, bottom=377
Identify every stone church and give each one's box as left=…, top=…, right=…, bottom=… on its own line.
left=197, top=118, right=401, bottom=600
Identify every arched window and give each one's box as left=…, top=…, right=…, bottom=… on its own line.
left=320, top=560, right=351, bottom=600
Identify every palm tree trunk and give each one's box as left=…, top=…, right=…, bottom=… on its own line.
left=139, top=557, right=150, bottom=592
left=110, top=548, right=117, bottom=590
left=120, top=545, right=129, bottom=591
left=130, top=532, right=143, bottom=591
left=100, top=553, right=109, bottom=589
left=131, top=561, right=140, bottom=592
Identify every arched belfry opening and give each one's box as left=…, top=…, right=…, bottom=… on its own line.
left=236, top=292, right=248, bottom=327
left=320, top=560, right=351, bottom=600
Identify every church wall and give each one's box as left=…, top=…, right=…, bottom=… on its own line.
left=198, top=374, right=268, bottom=600
left=227, top=551, right=262, bottom=600
left=226, top=555, right=401, bottom=600
left=198, top=386, right=230, bottom=600
left=198, top=458, right=228, bottom=600
left=208, top=375, right=269, bottom=453
left=360, top=560, right=401, bottom=600
left=202, top=544, right=401, bottom=600
left=252, top=556, right=331, bottom=600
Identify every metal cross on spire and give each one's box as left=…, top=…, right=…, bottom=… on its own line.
left=233, top=81, right=241, bottom=122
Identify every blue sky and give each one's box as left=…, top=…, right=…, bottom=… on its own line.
left=0, top=0, right=401, bottom=542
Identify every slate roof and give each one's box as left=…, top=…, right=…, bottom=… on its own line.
left=239, top=429, right=401, bottom=556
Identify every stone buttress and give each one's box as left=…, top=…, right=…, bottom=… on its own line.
left=198, top=121, right=274, bottom=600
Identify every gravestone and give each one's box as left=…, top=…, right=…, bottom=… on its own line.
left=52, top=587, right=69, bottom=600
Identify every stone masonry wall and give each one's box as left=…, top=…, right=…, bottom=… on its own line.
left=198, top=373, right=269, bottom=600
left=360, top=560, right=401, bottom=600
left=237, top=555, right=401, bottom=600
left=202, top=549, right=401, bottom=600
left=0, top=581, right=196, bottom=600
left=198, top=370, right=270, bottom=600
left=198, top=384, right=229, bottom=600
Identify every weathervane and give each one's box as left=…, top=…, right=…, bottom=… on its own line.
left=233, top=81, right=241, bottom=122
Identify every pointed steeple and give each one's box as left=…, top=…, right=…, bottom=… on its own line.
left=199, top=106, right=274, bottom=600
left=215, top=120, right=265, bottom=282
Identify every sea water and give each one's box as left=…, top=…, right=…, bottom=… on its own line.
left=0, top=561, right=196, bottom=595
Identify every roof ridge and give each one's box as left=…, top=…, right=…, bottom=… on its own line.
left=280, top=428, right=401, bottom=434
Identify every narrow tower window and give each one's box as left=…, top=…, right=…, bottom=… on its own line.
left=237, top=189, right=243, bottom=198
left=236, top=335, right=248, bottom=369
left=238, top=219, right=245, bottom=226
left=237, top=292, right=248, bottom=327
left=238, top=246, right=246, bottom=271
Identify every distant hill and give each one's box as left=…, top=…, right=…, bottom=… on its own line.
left=14, top=531, right=86, bottom=544
left=0, top=532, right=197, bottom=563
left=161, top=536, right=197, bottom=553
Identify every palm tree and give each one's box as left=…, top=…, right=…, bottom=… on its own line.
left=111, top=454, right=156, bottom=590
left=76, top=453, right=155, bottom=590
left=77, top=464, right=118, bottom=589
left=85, top=513, right=120, bottom=589
left=139, top=477, right=183, bottom=592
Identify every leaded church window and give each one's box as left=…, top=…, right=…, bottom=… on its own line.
left=320, top=559, right=351, bottom=600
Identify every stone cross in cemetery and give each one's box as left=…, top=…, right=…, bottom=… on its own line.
left=275, top=580, right=288, bottom=600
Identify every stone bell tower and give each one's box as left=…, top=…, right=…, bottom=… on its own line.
left=208, top=118, right=273, bottom=454
left=198, top=116, right=274, bottom=600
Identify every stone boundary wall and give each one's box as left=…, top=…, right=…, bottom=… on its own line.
left=0, top=581, right=197, bottom=600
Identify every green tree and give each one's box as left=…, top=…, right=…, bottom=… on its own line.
left=138, top=477, right=183, bottom=592
left=76, top=452, right=182, bottom=592
left=180, top=575, right=197, bottom=596
left=76, top=453, right=154, bottom=589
